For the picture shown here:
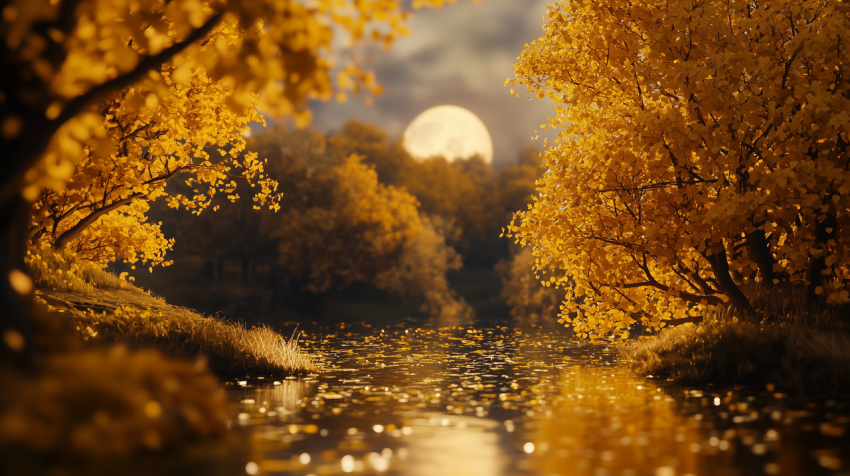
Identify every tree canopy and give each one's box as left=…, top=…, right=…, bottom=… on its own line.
left=4, top=0, right=451, bottom=204
left=28, top=65, right=273, bottom=270
left=508, top=0, right=850, bottom=339
left=0, top=0, right=459, bottom=351
left=329, top=121, right=527, bottom=265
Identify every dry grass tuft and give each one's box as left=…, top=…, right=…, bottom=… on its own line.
left=27, top=244, right=142, bottom=295
left=622, top=284, right=850, bottom=394
left=718, top=282, right=849, bottom=329
left=67, top=305, right=316, bottom=378
left=29, top=244, right=315, bottom=377
left=622, top=321, right=850, bottom=394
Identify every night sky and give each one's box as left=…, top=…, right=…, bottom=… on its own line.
left=307, top=0, right=554, bottom=169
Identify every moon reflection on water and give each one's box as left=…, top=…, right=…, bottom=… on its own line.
left=227, top=325, right=850, bottom=476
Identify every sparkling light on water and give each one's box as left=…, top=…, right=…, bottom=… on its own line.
left=228, top=324, right=850, bottom=476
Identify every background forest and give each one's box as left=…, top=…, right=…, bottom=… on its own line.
left=95, top=122, right=559, bottom=326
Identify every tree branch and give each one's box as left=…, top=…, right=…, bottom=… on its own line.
left=781, top=41, right=805, bottom=90
left=0, top=12, right=224, bottom=208
left=52, top=193, right=144, bottom=250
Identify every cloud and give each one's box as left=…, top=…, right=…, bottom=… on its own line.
left=304, top=0, right=555, bottom=168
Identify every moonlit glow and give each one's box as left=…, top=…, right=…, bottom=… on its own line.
left=341, top=455, right=355, bottom=472
left=402, top=105, right=493, bottom=164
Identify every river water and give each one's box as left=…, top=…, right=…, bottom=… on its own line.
left=226, top=323, right=850, bottom=476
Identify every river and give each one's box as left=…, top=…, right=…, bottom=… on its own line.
left=226, top=323, right=850, bottom=476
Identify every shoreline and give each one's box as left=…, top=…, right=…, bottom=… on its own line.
left=620, top=320, right=850, bottom=395
left=36, top=286, right=316, bottom=379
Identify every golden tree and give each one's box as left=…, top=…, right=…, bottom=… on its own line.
left=328, top=121, right=509, bottom=264
left=29, top=64, right=275, bottom=270
left=0, top=0, right=457, bottom=353
left=250, top=127, right=472, bottom=322
left=509, top=0, right=850, bottom=339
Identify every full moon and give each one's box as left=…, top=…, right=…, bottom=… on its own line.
left=402, top=105, right=493, bottom=164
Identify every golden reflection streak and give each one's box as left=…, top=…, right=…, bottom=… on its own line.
left=403, top=415, right=501, bottom=476
left=397, top=328, right=502, bottom=476
left=530, top=365, right=702, bottom=476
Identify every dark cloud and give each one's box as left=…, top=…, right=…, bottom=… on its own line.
left=305, top=0, right=555, bottom=169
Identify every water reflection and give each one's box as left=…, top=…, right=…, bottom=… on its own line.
left=531, top=366, right=702, bottom=476
left=403, top=415, right=500, bottom=476
left=227, top=324, right=850, bottom=476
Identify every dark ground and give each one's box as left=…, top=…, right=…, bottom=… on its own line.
left=123, top=256, right=514, bottom=329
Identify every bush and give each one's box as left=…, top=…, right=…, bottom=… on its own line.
left=0, top=314, right=243, bottom=476
left=622, top=284, right=850, bottom=394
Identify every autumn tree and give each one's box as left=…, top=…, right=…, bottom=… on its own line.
left=0, top=0, right=456, bottom=354
left=250, top=127, right=473, bottom=322
left=28, top=64, right=275, bottom=271
left=508, top=0, right=850, bottom=339
left=328, top=121, right=510, bottom=265
left=498, top=146, right=544, bottom=219
left=496, top=147, right=560, bottom=323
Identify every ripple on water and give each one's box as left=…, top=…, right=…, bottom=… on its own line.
left=228, top=324, right=850, bottom=476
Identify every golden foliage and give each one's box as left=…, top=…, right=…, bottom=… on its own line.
left=329, top=121, right=528, bottom=264
left=497, top=247, right=564, bottom=325
left=3, top=0, right=459, bottom=270
left=0, top=345, right=227, bottom=460
left=30, top=63, right=273, bottom=268
left=373, top=221, right=473, bottom=323
left=509, top=0, right=850, bottom=339
left=249, top=127, right=472, bottom=321
left=272, top=152, right=423, bottom=291
left=4, top=0, right=451, bottom=183
left=25, top=242, right=140, bottom=294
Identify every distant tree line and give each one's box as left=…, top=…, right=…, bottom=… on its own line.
left=151, top=121, right=548, bottom=321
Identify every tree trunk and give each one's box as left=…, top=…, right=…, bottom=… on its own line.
left=806, top=210, right=837, bottom=304
left=242, top=257, right=250, bottom=282
left=216, top=260, right=225, bottom=283
left=746, top=228, right=776, bottom=285
left=0, top=197, right=35, bottom=361
left=704, top=244, right=753, bottom=314
left=200, top=259, right=215, bottom=280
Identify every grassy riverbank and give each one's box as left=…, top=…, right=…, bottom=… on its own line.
left=621, top=284, right=850, bottom=394
left=29, top=248, right=316, bottom=377
left=1, top=306, right=248, bottom=476
left=51, top=300, right=316, bottom=378
left=1, top=250, right=312, bottom=474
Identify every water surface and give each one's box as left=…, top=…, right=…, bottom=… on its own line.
left=227, top=324, right=850, bottom=476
